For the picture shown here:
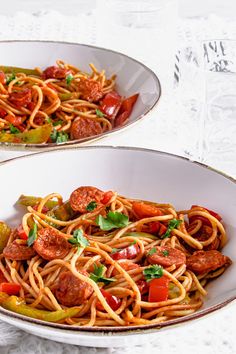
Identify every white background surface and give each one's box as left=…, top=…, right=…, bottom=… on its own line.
left=0, top=1, right=236, bottom=354
left=0, top=0, right=236, bottom=18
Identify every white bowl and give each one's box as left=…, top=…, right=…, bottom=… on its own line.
left=0, top=40, right=161, bottom=150
left=0, top=146, right=235, bottom=347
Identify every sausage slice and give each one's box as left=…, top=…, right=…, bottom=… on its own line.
left=70, top=186, right=104, bottom=213
left=187, top=250, right=231, bottom=274
left=3, top=240, right=36, bottom=260
left=77, top=78, right=103, bottom=102
left=33, top=227, right=71, bottom=261
left=147, top=246, right=186, bottom=268
left=70, top=117, right=103, bottom=140
left=53, top=270, right=93, bottom=306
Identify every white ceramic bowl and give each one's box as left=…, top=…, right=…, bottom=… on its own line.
left=0, top=40, right=161, bottom=150
left=0, top=146, right=235, bottom=347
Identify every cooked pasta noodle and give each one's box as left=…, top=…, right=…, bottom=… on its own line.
left=0, top=186, right=231, bottom=327
left=0, top=61, right=138, bottom=144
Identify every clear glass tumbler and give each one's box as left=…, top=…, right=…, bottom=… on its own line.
left=96, top=0, right=178, bottom=95
left=176, top=39, right=236, bottom=178
left=201, top=40, right=236, bottom=178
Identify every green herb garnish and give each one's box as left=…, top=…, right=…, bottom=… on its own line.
left=130, top=240, right=137, bottom=245
left=50, top=129, right=68, bottom=144
left=95, top=109, right=104, bottom=118
left=66, top=73, right=74, bottom=85
left=143, top=265, right=163, bottom=282
left=162, top=219, right=182, bottom=239
left=96, top=211, right=129, bottom=231
left=27, top=223, right=38, bottom=247
left=45, top=116, right=52, bottom=124
left=111, top=247, right=120, bottom=254
left=53, top=120, right=63, bottom=127
left=9, top=124, right=20, bottom=134
left=68, top=229, right=89, bottom=252
left=162, top=250, right=169, bottom=257
left=86, top=201, right=97, bottom=212
left=147, top=247, right=157, bottom=256
left=89, top=264, right=115, bottom=285
left=6, top=72, right=16, bottom=85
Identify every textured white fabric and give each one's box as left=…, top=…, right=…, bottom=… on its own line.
left=0, top=10, right=236, bottom=354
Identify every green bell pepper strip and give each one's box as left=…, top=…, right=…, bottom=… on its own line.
left=17, top=195, right=58, bottom=210
left=124, top=232, right=157, bottom=240
left=0, top=124, right=52, bottom=144
left=0, top=222, right=11, bottom=253
left=0, top=293, right=80, bottom=322
left=18, top=195, right=76, bottom=223
left=49, top=201, right=76, bottom=221
left=0, top=66, right=39, bottom=76
left=58, top=93, right=73, bottom=101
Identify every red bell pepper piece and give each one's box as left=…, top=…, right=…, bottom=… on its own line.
left=132, top=202, right=163, bottom=219
left=17, top=224, right=28, bottom=240
left=96, top=289, right=121, bottom=311
left=0, top=107, right=7, bottom=118
left=148, top=276, right=169, bottom=302
left=115, top=93, right=139, bottom=127
left=111, top=243, right=139, bottom=260
left=0, top=71, right=6, bottom=84
left=0, top=282, right=21, bottom=295
left=100, top=91, right=122, bottom=118
left=101, top=191, right=113, bottom=204
left=190, top=205, right=222, bottom=227
left=5, top=114, right=25, bottom=126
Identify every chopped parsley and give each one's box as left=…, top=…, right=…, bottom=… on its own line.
left=6, top=72, right=16, bottom=85
left=130, top=240, right=137, bottom=245
left=143, top=265, right=163, bottom=282
left=96, top=211, right=129, bottom=231
left=162, top=250, right=169, bottom=257
left=111, top=247, right=120, bottom=254
left=27, top=223, right=38, bottom=247
left=147, top=247, right=157, bottom=256
left=9, top=124, right=20, bottom=134
left=50, top=129, right=68, bottom=144
left=52, top=120, right=63, bottom=127
left=66, top=73, right=74, bottom=85
left=89, top=264, right=115, bottom=285
left=86, top=201, right=97, bottom=212
left=95, top=109, right=104, bottom=118
left=45, top=116, right=52, bottom=124
left=162, top=219, right=182, bottom=239
left=68, top=229, right=89, bottom=252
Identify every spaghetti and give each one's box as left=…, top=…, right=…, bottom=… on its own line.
left=0, top=186, right=232, bottom=327
left=0, top=62, right=139, bottom=144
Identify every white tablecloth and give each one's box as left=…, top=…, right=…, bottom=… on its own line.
left=0, top=8, right=235, bottom=354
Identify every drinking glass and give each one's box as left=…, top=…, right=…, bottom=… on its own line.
left=200, top=40, right=236, bottom=177
left=177, top=39, right=236, bottom=178
left=96, top=0, right=178, bottom=95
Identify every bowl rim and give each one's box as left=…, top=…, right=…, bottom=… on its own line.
left=0, top=39, right=162, bottom=150
left=0, top=145, right=235, bottom=334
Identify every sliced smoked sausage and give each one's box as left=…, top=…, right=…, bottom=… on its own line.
left=33, top=227, right=71, bottom=261
left=53, top=270, right=93, bottom=306
left=187, top=250, right=231, bottom=274
left=70, top=186, right=104, bottom=213
left=70, top=117, right=103, bottom=140
left=77, top=78, right=103, bottom=102
left=147, top=246, right=186, bottom=268
left=3, top=240, right=36, bottom=260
